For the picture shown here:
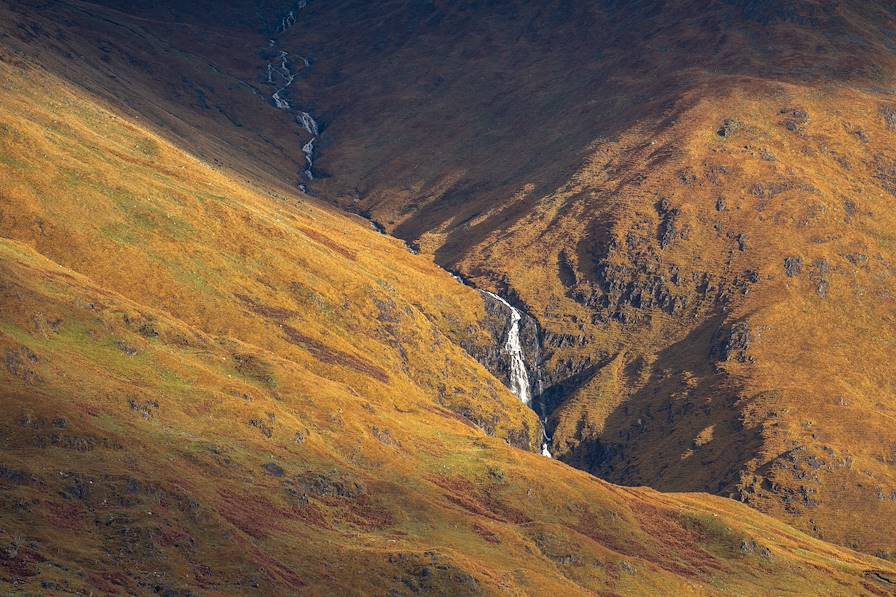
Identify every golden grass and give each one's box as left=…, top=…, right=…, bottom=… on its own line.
left=0, top=3, right=895, bottom=594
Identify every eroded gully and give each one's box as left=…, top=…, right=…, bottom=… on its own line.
left=260, top=2, right=551, bottom=457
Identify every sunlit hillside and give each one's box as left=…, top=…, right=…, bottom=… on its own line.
left=1, top=1, right=896, bottom=595
left=279, top=0, right=896, bottom=558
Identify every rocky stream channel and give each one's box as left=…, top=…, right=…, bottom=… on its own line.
left=260, top=1, right=551, bottom=457
left=261, top=0, right=318, bottom=191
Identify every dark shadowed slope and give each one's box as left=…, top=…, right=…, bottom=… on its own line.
left=1, top=1, right=896, bottom=594
left=248, top=0, right=896, bottom=558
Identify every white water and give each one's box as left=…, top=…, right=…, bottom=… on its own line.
left=271, top=51, right=295, bottom=110
left=298, top=111, right=319, bottom=135
left=481, top=291, right=531, bottom=404
left=263, top=2, right=319, bottom=183
left=480, top=290, right=552, bottom=457
left=272, top=91, right=290, bottom=110
left=302, top=138, right=315, bottom=179
left=279, top=11, right=296, bottom=32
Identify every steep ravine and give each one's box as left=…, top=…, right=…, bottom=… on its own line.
left=480, top=290, right=553, bottom=458
left=466, top=282, right=551, bottom=458
left=259, top=2, right=552, bottom=454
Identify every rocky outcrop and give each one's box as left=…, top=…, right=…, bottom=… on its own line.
left=882, top=105, right=896, bottom=131
left=656, top=198, right=684, bottom=249
left=784, top=256, right=803, bottom=277
left=717, top=118, right=741, bottom=138
left=809, top=258, right=831, bottom=298
left=711, top=321, right=753, bottom=364
left=463, top=291, right=543, bottom=403
left=570, top=252, right=710, bottom=325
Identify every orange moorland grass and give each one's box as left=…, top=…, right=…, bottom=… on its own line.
left=261, top=0, right=896, bottom=559
left=447, top=78, right=896, bottom=556
left=1, top=31, right=896, bottom=596
left=282, top=0, right=896, bottom=568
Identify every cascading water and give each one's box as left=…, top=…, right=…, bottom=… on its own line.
left=302, top=138, right=315, bottom=179
left=481, top=291, right=552, bottom=457
left=298, top=111, right=319, bottom=136
left=481, top=291, right=531, bottom=404
left=259, top=5, right=551, bottom=457
left=263, top=2, right=319, bottom=187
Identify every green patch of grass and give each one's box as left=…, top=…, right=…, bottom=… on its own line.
left=289, top=280, right=337, bottom=319
left=107, top=188, right=163, bottom=232
left=198, top=192, right=238, bottom=208
left=158, top=366, right=196, bottom=395
left=135, top=137, right=161, bottom=157
left=1, top=316, right=157, bottom=384
left=428, top=443, right=495, bottom=476
left=101, top=222, right=139, bottom=246
left=871, top=227, right=896, bottom=251
left=0, top=151, right=29, bottom=170
left=92, top=183, right=195, bottom=244
left=677, top=511, right=749, bottom=559
left=0, top=321, right=34, bottom=347
left=165, top=256, right=216, bottom=294
left=66, top=174, right=195, bottom=243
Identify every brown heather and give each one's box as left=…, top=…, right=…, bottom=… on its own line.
left=0, top=1, right=895, bottom=594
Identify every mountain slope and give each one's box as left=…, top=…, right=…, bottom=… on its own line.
left=1, top=0, right=307, bottom=198
left=256, top=0, right=896, bottom=558
left=1, top=2, right=896, bottom=595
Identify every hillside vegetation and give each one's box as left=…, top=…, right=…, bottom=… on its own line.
left=1, top=1, right=896, bottom=594
left=275, top=0, right=896, bottom=558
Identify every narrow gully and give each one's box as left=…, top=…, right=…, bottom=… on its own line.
left=260, top=2, right=551, bottom=457
left=263, top=1, right=318, bottom=190
left=481, top=290, right=552, bottom=458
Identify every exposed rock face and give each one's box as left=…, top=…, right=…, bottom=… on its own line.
left=717, top=118, right=741, bottom=138
left=784, top=256, right=803, bottom=277
left=711, top=321, right=752, bottom=364
left=566, top=217, right=732, bottom=327
left=780, top=107, right=810, bottom=133
left=656, top=198, right=683, bottom=249
left=809, top=259, right=831, bottom=298
left=464, top=291, right=543, bottom=406
left=882, top=105, right=896, bottom=131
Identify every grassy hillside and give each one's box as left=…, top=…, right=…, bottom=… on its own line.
left=0, top=0, right=306, bottom=197
left=258, top=0, right=896, bottom=558
left=1, top=5, right=896, bottom=595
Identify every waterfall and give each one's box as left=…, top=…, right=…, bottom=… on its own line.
left=278, top=11, right=296, bottom=33
left=298, top=111, right=319, bottom=136
left=481, top=291, right=531, bottom=405
left=270, top=51, right=296, bottom=110
left=302, top=138, right=315, bottom=179
left=262, top=2, right=319, bottom=184
left=481, top=290, right=552, bottom=457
